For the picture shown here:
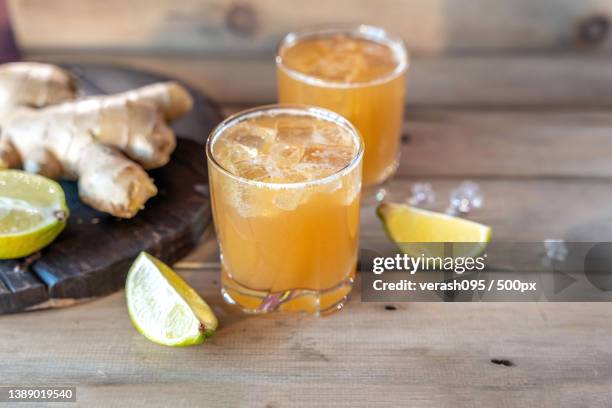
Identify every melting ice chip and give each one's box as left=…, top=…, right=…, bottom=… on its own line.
left=448, top=181, right=483, bottom=215
left=407, top=182, right=435, bottom=206
left=375, top=188, right=387, bottom=202
left=544, top=239, right=568, bottom=262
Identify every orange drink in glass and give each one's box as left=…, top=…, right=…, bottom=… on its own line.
left=277, top=25, right=408, bottom=187
left=206, top=105, right=363, bottom=315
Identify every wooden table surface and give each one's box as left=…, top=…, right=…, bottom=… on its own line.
left=2, top=56, right=612, bottom=407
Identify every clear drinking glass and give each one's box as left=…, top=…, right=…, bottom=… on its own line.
left=276, top=25, right=408, bottom=187
left=206, top=105, right=363, bottom=315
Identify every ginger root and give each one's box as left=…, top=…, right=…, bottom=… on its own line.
left=0, top=62, right=193, bottom=218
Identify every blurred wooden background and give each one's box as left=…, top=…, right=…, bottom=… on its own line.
left=9, top=0, right=612, bottom=54
left=7, top=0, right=612, bottom=107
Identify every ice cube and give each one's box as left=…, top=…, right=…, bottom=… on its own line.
left=302, top=144, right=353, bottom=169
left=226, top=123, right=275, bottom=153
left=407, top=182, right=435, bottom=206
left=214, top=141, right=258, bottom=168
left=448, top=181, right=483, bottom=215
left=276, top=118, right=314, bottom=145
left=283, top=173, right=309, bottom=184
left=375, top=188, right=387, bottom=202
left=291, top=53, right=320, bottom=76
left=293, top=162, right=333, bottom=180
left=268, top=142, right=304, bottom=168
left=268, top=167, right=309, bottom=184
left=310, top=46, right=365, bottom=82
left=312, top=122, right=352, bottom=146
left=273, top=189, right=305, bottom=211
left=334, top=36, right=359, bottom=52
left=342, top=54, right=367, bottom=83
left=233, top=159, right=270, bottom=181
left=544, top=239, right=568, bottom=262
left=272, top=170, right=308, bottom=210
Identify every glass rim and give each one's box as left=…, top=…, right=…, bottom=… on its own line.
left=275, top=24, right=409, bottom=89
left=206, top=104, right=364, bottom=190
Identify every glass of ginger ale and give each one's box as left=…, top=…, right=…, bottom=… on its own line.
left=276, top=25, right=408, bottom=187
left=206, top=105, right=363, bottom=315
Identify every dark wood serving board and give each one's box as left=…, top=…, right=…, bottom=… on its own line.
left=0, top=64, right=222, bottom=314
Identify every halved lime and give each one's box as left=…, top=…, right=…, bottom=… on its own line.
left=0, top=170, right=68, bottom=259
left=377, top=203, right=491, bottom=258
left=126, top=252, right=218, bottom=347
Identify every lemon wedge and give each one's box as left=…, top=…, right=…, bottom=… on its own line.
left=126, top=252, right=218, bottom=346
left=377, top=203, right=491, bottom=258
left=0, top=170, right=68, bottom=259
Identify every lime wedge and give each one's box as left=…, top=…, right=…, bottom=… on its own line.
left=126, top=252, right=218, bottom=346
left=0, top=170, right=68, bottom=259
left=377, top=203, right=491, bottom=258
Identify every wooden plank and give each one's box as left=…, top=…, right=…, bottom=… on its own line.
left=0, top=271, right=611, bottom=407
left=7, top=0, right=444, bottom=54
left=399, top=109, right=612, bottom=178
left=0, top=278, right=15, bottom=313
left=28, top=53, right=612, bottom=107
left=9, top=0, right=612, bottom=55
left=0, top=260, right=48, bottom=313
left=75, top=382, right=612, bottom=408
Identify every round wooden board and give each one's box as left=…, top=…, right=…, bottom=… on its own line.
left=0, top=64, right=222, bottom=314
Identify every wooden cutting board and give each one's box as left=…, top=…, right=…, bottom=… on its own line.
left=0, top=64, right=222, bottom=314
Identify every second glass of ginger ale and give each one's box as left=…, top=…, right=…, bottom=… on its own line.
left=206, top=105, right=363, bottom=315
left=276, top=25, right=408, bottom=187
